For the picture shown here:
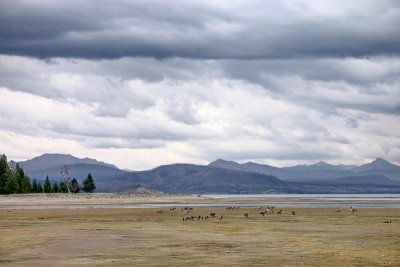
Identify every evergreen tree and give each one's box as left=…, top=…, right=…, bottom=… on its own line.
left=52, top=182, right=59, bottom=193
left=82, top=173, right=96, bottom=193
left=15, top=164, right=31, bottom=193
left=0, top=155, right=9, bottom=193
left=60, top=181, right=67, bottom=193
left=43, top=176, right=52, bottom=193
left=70, top=178, right=80, bottom=193
left=37, top=182, right=43, bottom=193
left=31, top=179, right=38, bottom=193
left=0, top=172, right=7, bottom=194
left=0, top=154, right=8, bottom=182
left=4, top=174, right=17, bottom=194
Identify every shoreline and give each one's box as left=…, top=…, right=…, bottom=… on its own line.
left=1, top=193, right=400, bottom=209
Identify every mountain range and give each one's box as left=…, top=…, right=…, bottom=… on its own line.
left=12, top=153, right=400, bottom=193
left=209, top=158, right=400, bottom=181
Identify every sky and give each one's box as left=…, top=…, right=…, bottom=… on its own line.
left=1, top=0, right=400, bottom=170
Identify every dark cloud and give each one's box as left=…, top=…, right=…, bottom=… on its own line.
left=1, top=1, right=400, bottom=59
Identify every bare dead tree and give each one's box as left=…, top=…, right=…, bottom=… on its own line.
left=61, top=165, right=71, bottom=194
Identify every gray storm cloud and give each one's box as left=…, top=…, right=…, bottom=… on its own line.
left=1, top=1, right=399, bottom=59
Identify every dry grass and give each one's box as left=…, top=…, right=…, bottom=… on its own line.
left=0, top=197, right=399, bottom=266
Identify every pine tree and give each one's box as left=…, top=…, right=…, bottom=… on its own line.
left=14, top=164, right=31, bottom=193
left=0, top=154, right=7, bottom=178
left=31, top=179, right=38, bottom=193
left=43, top=176, right=52, bottom=193
left=52, top=182, right=59, bottom=193
left=37, top=182, right=43, bottom=193
left=0, top=155, right=8, bottom=194
left=5, top=174, right=17, bottom=194
left=70, top=178, right=80, bottom=193
left=82, top=173, right=96, bottom=193
left=60, top=181, right=67, bottom=193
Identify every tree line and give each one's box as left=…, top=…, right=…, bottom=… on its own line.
left=0, top=154, right=96, bottom=194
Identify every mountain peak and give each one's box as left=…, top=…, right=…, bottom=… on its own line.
left=209, top=159, right=240, bottom=166
left=373, top=158, right=389, bottom=164
left=311, top=161, right=330, bottom=167
left=19, top=153, right=117, bottom=172
left=357, top=158, right=400, bottom=172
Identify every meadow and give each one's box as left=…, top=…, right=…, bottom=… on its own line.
left=1, top=194, right=399, bottom=266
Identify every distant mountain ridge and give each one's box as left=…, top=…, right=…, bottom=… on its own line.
left=209, top=158, right=400, bottom=182
left=10, top=153, right=400, bottom=193
left=110, top=163, right=285, bottom=194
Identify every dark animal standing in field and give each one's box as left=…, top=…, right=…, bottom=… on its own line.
left=170, top=208, right=176, bottom=211
left=292, top=211, right=296, bottom=215
left=183, top=207, right=193, bottom=212
left=205, top=216, right=209, bottom=220
left=210, top=213, right=216, bottom=217
left=277, top=209, right=282, bottom=215
left=244, top=213, right=249, bottom=218
left=384, top=220, right=392, bottom=223
left=184, top=216, right=192, bottom=221
left=259, top=212, right=265, bottom=216
left=349, top=206, right=357, bottom=213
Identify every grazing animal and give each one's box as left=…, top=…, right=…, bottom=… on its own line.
left=349, top=206, right=357, bottom=213
left=219, top=216, right=223, bottom=220
left=292, top=211, right=296, bottom=215
left=259, top=212, right=265, bottom=216
left=205, top=216, right=209, bottom=220
left=335, top=209, right=341, bottom=213
left=244, top=213, right=249, bottom=218
left=266, top=206, right=275, bottom=213
left=156, top=210, right=164, bottom=214
left=170, top=208, right=176, bottom=211
left=384, top=220, right=392, bottom=223
left=277, top=209, right=282, bottom=215
left=210, top=212, right=216, bottom=217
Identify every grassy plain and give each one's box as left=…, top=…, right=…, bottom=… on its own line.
left=0, top=194, right=399, bottom=266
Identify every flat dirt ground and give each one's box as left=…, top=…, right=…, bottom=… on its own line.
left=1, top=194, right=399, bottom=266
